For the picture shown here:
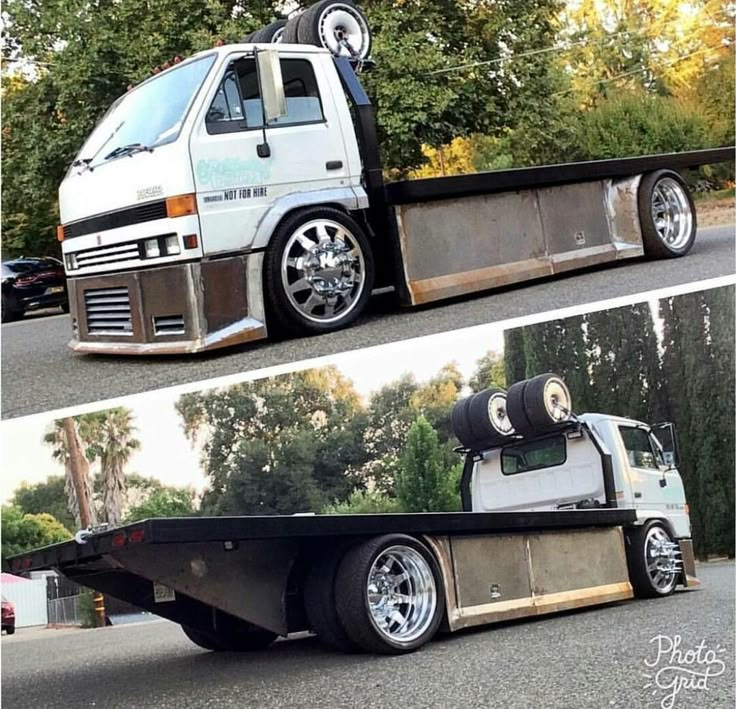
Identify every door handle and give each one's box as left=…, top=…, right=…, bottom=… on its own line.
left=326, top=160, right=343, bottom=171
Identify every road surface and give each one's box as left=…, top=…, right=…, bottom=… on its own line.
left=2, top=562, right=733, bottom=708
left=2, top=223, right=734, bottom=418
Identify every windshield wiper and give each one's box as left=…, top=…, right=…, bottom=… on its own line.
left=72, top=158, right=93, bottom=167
left=104, top=143, right=153, bottom=161
left=72, top=120, right=125, bottom=174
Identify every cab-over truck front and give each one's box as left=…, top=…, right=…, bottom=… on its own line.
left=56, top=2, right=731, bottom=354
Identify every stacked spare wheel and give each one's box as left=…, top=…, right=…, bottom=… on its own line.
left=242, top=1, right=372, bottom=64
left=452, top=373, right=573, bottom=450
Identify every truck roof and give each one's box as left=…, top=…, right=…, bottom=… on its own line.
left=578, top=412, right=649, bottom=428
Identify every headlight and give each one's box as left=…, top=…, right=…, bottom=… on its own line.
left=65, top=253, right=78, bottom=270
left=143, top=238, right=161, bottom=258
left=165, top=235, right=180, bottom=255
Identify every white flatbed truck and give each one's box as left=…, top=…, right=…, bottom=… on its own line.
left=54, top=1, right=731, bottom=354
left=8, top=374, right=698, bottom=654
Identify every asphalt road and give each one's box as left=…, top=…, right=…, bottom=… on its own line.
left=2, top=562, right=733, bottom=708
left=2, top=223, right=734, bottom=419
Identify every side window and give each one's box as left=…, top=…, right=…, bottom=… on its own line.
left=205, top=57, right=323, bottom=135
left=619, top=427, right=660, bottom=469
left=501, top=435, right=567, bottom=475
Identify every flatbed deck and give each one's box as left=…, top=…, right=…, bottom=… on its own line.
left=8, top=509, right=636, bottom=574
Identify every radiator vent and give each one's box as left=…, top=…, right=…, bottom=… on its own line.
left=84, top=287, right=133, bottom=335
left=153, top=315, right=186, bottom=336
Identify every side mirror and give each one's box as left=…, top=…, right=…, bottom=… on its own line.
left=652, top=422, right=680, bottom=469
left=256, top=49, right=287, bottom=124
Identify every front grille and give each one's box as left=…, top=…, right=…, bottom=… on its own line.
left=63, top=201, right=167, bottom=240
left=84, top=287, right=133, bottom=335
left=153, top=315, right=186, bottom=336
left=75, top=241, right=142, bottom=269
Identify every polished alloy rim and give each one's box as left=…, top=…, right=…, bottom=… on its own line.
left=650, top=178, right=693, bottom=250
left=543, top=378, right=572, bottom=422
left=272, top=27, right=285, bottom=43
left=281, top=219, right=366, bottom=324
left=319, top=4, right=370, bottom=59
left=367, top=545, right=437, bottom=644
left=488, top=392, right=514, bottom=435
left=644, top=526, right=681, bottom=593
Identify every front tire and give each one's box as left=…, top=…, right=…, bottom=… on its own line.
left=335, top=534, right=444, bottom=654
left=625, top=522, right=680, bottom=598
left=263, top=207, right=374, bottom=337
left=638, top=170, right=697, bottom=258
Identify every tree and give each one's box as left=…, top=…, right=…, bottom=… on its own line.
left=469, top=350, right=506, bottom=392
left=395, top=417, right=461, bottom=513
left=43, top=418, right=97, bottom=528
left=12, top=476, right=76, bottom=531
left=126, top=488, right=195, bottom=523
left=322, top=488, right=401, bottom=515
left=1, top=505, right=71, bottom=563
left=177, top=367, right=368, bottom=515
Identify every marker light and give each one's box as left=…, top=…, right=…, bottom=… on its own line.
left=166, top=194, right=197, bottom=218
left=57, top=225, right=65, bottom=242
left=183, top=234, right=199, bottom=250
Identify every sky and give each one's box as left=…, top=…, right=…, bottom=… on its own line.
left=0, top=321, right=505, bottom=502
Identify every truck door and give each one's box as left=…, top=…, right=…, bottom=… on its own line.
left=617, top=425, right=689, bottom=535
left=189, top=52, right=350, bottom=256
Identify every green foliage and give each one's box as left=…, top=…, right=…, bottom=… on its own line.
left=126, top=487, right=195, bottom=522
left=12, top=476, right=76, bottom=531
left=322, top=488, right=401, bottom=514
left=1, top=505, right=72, bottom=563
left=468, top=351, right=506, bottom=392
left=395, top=417, right=461, bottom=513
left=78, top=591, right=97, bottom=629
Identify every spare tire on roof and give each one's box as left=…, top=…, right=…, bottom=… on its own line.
left=251, top=19, right=288, bottom=43
left=298, top=1, right=371, bottom=60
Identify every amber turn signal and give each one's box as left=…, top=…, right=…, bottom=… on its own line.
left=166, top=193, right=197, bottom=218
left=57, top=225, right=65, bottom=242
left=183, top=234, right=199, bottom=250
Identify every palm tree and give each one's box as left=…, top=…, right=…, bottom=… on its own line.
left=97, top=408, right=140, bottom=526
left=44, top=419, right=98, bottom=529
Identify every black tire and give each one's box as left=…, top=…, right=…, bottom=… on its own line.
left=60, top=299, right=70, bottom=314
left=1, top=294, right=20, bottom=323
left=263, top=207, right=375, bottom=337
left=638, top=170, right=697, bottom=258
left=304, top=548, right=358, bottom=653
left=468, top=387, right=513, bottom=445
left=241, top=31, right=257, bottom=43
left=522, top=373, right=572, bottom=429
left=181, top=620, right=277, bottom=652
left=451, top=396, right=480, bottom=449
left=298, top=1, right=371, bottom=60
left=506, top=379, right=534, bottom=435
left=335, top=534, right=444, bottom=654
left=625, top=522, right=680, bottom=598
left=5, top=626, right=15, bottom=635
left=281, top=13, right=302, bottom=43
left=251, top=19, right=287, bottom=44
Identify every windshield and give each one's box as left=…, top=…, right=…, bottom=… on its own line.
left=75, top=54, right=216, bottom=168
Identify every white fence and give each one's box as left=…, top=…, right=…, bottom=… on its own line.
left=2, top=579, right=48, bottom=628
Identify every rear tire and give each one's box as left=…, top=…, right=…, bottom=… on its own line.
left=5, top=626, right=15, bottom=635
left=638, top=170, right=697, bottom=258
left=251, top=19, right=287, bottom=43
left=181, top=620, right=277, bottom=652
left=335, top=534, right=444, bottom=654
left=304, top=548, right=357, bottom=653
left=625, top=522, right=680, bottom=598
left=263, top=207, right=374, bottom=337
left=281, top=14, right=303, bottom=43
left=1, top=294, right=20, bottom=323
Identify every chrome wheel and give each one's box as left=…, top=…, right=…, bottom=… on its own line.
left=488, top=392, right=514, bottom=435
left=318, top=3, right=371, bottom=59
left=542, top=377, right=572, bottom=423
left=644, top=526, right=681, bottom=594
left=650, top=177, right=693, bottom=251
left=281, top=218, right=366, bottom=324
left=367, top=545, right=437, bottom=645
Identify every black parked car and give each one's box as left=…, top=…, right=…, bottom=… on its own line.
left=2, top=257, right=69, bottom=322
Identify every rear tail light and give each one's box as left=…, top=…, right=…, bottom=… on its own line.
left=128, top=528, right=145, bottom=544
left=111, top=532, right=127, bottom=548
left=15, top=274, right=39, bottom=286
left=20, top=557, right=32, bottom=570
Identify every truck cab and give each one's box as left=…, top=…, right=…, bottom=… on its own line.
left=468, top=413, right=691, bottom=539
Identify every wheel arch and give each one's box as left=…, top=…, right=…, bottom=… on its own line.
left=251, top=186, right=369, bottom=250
